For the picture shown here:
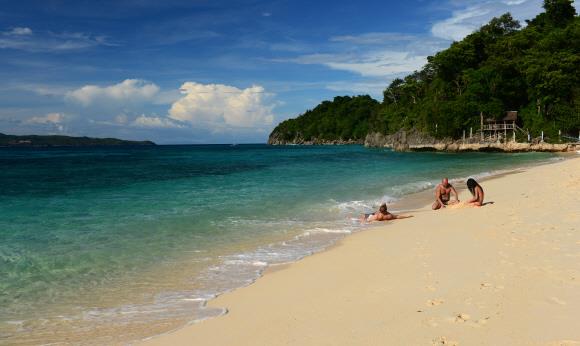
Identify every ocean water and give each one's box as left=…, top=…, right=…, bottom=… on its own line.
left=0, top=144, right=555, bottom=344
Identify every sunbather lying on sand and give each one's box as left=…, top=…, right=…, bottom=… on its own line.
left=360, top=203, right=413, bottom=223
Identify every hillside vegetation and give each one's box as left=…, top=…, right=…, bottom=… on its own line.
left=269, top=0, right=579, bottom=144
left=0, top=133, right=155, bottom=147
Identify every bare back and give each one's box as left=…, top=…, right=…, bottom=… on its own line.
left=472, top=185, right=484, bottom=206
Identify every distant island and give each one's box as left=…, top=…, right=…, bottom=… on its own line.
left=0, top=133, right=155, bottom=147
left=269, top=0, right=579, bottom=151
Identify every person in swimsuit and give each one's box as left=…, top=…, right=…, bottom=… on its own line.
left=432, top=178, right=459, bottom=210
left=466, top=178, right=484, bottom=206
left=362, top=203, right=413, bottom=223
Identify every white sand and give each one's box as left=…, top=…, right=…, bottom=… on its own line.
left=141, top=156, right=580, bottom=346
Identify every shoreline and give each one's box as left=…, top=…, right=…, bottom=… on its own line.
left=140, top=154, right=580, bottom=345
left=3, top=148, right=559, bottom=345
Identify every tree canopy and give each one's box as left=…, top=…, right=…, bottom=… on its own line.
left=269, top=1, right=579, bottom=143
left=269, top=95, right=379, bottom=142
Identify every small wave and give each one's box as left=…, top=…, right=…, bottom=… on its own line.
left=222, top=259, right=268, bottom=267
left=335, top=200, right=373, bottom=212
left=378, top=194, right=398, bottom=205
left=335, top=195, right=397, bottom=213
left=302, top=227, right=352, bottom=235
left=390, top=180, right=435, bottom=197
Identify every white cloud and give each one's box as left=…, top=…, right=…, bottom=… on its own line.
left=6, top=82, right=71, bottom=97
left=169, top=82, right=275, bottom=129
left=273, top=29, right=448, bottom=82
left=8, top=27, right=32, bottom=36
left=24, top=112, right=65, bottom=124
left=325, top=81, right=389, bottom=97
left=132, top=115, right=185, bottom=129
left=431, top=0, right=544, bottom=41
left=62, top=80, right=277, bottom=134
left=272, top=0, right=557, bottom=97
left=330, top=32, right=416, bottom=45
left=327, top=52, right=427, bottom=77
left=24, top=112, right=67, bottom=132
left=115, top=114, right=129, bottom=124
left=285, top=51, right=427, bottom=77
left=0, top=27, right=114, bottom=52
left=66, top=79, right=160, bottom=107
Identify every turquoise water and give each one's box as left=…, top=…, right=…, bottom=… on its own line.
left=0, top=145, right=555, bottom=344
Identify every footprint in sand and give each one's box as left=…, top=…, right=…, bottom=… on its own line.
left=454, top=313, right=470, bottom=323
left=548, top=297, right=567, bottom=305
left=427, top=298, right=445, bottom=306
left=480, top=283, right=504, bottom=291
left=475, top=317, right=490, bottom=326
left=432, top=336, right=459, bottom=346
left=450, top=313, right=490, bottom=328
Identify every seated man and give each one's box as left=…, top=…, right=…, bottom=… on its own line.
left=432, top=178, right=459, bottom=210
left=362, top=203, right=413, bottom=223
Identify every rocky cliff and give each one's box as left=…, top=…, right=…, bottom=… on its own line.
left=364, top=129, right=447, bottom=151
left=267, top=132, right=363, bottom=145
left=364, top=129, right=579, bottom=152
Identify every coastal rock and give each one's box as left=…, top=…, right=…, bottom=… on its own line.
left=406, top=141, right=578, bottom=153
left=364, top=129, right=446, bottom=148
left=267, top=132, right=363, bottom=145
left=363, top=129, right=579, bottom=153
left=270, top=128, right=580, bottom=152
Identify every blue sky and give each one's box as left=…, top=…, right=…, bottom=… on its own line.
left=0, top=0, right=575, bottom=144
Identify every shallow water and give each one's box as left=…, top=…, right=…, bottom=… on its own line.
left=0, top=144, right=555, bottom=344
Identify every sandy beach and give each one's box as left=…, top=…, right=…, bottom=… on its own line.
left=141, top=156, right=580, bottom=346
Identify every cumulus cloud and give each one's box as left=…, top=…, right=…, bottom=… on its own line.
left=61, top=80, right=276, bottom=134
left=0, top=27, right=114, bottom=52
left=168, top=82, right=275, bottom=129
left=66, top=79, right=160, bottom=107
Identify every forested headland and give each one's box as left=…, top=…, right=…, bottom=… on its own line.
left=269, top=0, right=579, bottom=145
left=0, top=133, right=155, bottom=147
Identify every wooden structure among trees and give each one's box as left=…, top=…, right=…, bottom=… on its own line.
left=480, top=111, right=525, bottom=142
